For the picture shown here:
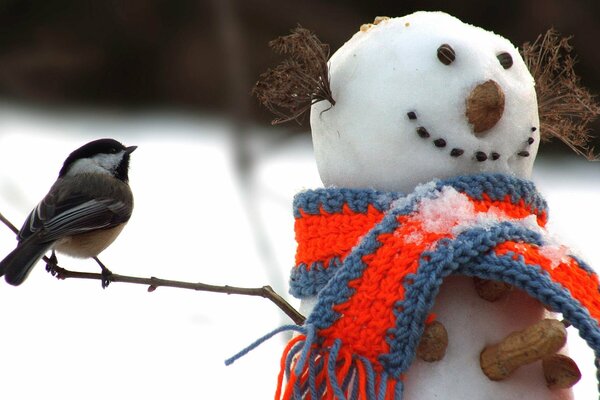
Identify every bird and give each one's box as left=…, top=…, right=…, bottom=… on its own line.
left=0, top=138, right=136, bottom=287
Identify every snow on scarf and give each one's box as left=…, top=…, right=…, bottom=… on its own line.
left=227, top=173, right=600, bottom=400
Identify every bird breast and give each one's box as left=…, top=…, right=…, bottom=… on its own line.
left=54, top=224, right=126, bottom=258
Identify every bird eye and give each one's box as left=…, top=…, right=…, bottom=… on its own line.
left=497, top=52, right=513, bottom=69
left=437, top=44, right=455, bottom=65
left=109, top=148, right=118, bottom=154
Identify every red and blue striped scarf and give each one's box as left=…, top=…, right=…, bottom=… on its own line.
left=229, top=173, right=600, bottom=400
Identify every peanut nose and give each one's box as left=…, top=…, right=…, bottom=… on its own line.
left=465, top=80, right=505, bottom=134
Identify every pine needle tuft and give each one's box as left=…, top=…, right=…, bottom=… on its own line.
left=522, top=29, right=600, bottom=160
left=253, top=26, right=335, bottom=125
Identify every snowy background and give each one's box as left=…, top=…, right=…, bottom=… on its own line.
left=0, top=105, right=599, bottom=399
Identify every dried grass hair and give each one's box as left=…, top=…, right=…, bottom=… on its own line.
left=253, top=26, right=335, bottom=125
left=522, top=28, right=600, bottom=160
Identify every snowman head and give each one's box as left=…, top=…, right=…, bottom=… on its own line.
left=311, top=12, right=540, bottom=193
left=254, top=11, right=598, bottom=192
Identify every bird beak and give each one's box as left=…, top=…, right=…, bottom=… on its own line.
left=125, top=145, right=138, bottom=154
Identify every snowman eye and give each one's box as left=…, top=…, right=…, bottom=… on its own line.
left=497, top=52, right=513, bottom=69
left=437, top=44, right=455, bottom=65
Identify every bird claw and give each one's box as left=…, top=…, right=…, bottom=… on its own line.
left=45, top=251, right=59, bottom=276
left=94, top=257, right=112, bottom=289
left=101, top=268, right=112, bottom=289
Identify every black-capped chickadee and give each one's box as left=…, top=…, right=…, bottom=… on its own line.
left=0, top=138, right=136, bottom=287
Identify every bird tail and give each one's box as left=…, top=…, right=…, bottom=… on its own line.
left=0, top=238, right=52, bottom=286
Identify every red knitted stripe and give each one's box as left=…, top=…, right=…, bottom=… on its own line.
left=495, top=241, right=600, bottom=323
left=319, top=213, right=451, bottom=365
left=315, top=196, right=543, bottom=366
left=294, top=204, right=385, bottom=268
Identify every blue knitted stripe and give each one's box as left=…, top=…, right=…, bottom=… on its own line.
left=289, top=258, right=343, bottom=298
left=380, top=223, right=541, bottom=374
left=304, top=213, right=600, bottom=389
left=294, top=174, right=548, bottom=303
left=466, top=255, right=600, bottom=349
left=293, top=188, right=401, bottom=218
left=306, top=207, right=403, bottom=329
left=304, top=180, right=456, bottom=327
left=306, top=176, right=552, bottom=334
left=378, top=223, right=600, bottom=377
left=437, top=173, right=548, bottom=216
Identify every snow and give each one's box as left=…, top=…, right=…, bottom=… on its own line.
left=0, top=105, right=598, bottom=399
left=417, top=187, right=475, bottom=233
left=392, top=180, right=438, bottom=211
left=398, top=185, right=540, bottom=240
left=539, top=245, right=571, bottom=270
left=310, top=12, right=539, bottom=193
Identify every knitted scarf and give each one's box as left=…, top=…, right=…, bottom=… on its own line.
left=228, top=173, right=600, bottom=400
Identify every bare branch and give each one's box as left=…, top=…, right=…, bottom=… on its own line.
left=0, top=211, right=18, bottom=235
left=0, top=210, right=306, bottom=326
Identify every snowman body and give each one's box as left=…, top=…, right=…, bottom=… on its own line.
left=303, top=12, right=572, bottom=400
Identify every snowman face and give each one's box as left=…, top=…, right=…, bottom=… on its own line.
left=310, top=12, right=540, bottom=193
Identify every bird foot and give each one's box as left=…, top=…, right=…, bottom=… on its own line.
left=45, top=251, right=61, bottom=277
left=94, top=257, right=113, bottom=289
left=101, top=269, right=113, bottom=289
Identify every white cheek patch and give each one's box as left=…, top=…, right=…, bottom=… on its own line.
left=66, top=151, right=125, bottom=177
left=93, top=152, right=125, bottom=171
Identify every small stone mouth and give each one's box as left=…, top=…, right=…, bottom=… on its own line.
left=406, top=111, right=536, bottom=162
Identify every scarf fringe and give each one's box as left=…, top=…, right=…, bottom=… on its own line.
left=225, top=324, right=307, bottom=366
left=276, top=325, right=404, bottom=400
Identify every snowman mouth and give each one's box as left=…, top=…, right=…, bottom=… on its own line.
left=406, top=111, right=536, bottom=162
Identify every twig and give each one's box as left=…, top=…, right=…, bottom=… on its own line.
left=0, top=212, right=18, bottom=234
left=0, top=210, right=306, bottom=325
left=56, top=267, right=306, bottom=325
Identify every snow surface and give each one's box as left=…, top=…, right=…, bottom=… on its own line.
left=0, top=105, right=598, bottom=399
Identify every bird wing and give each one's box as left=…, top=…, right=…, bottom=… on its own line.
left=18, top=190, right=132, bottom=244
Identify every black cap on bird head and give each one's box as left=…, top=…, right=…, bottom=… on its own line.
left=59, top=138, right=137, bottom=181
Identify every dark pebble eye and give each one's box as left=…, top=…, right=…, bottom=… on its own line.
left=437, top=44, right=455, bottom=65
left=497, top=52, right=513, bottom=69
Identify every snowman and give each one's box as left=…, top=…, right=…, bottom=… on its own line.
left=236, top=11, right=600, bottom=400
